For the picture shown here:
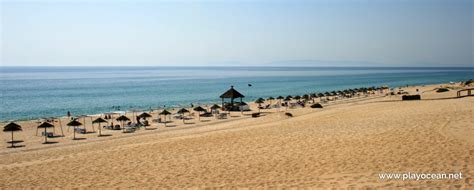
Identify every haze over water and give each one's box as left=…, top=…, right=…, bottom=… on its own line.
left=1, top=66, right=472, bottom=121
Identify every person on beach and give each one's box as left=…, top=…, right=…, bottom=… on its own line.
left=67, top=111, right=71, bottom=117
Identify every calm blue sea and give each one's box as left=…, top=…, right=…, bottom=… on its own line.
left=1, top=66, right=473, bottom=121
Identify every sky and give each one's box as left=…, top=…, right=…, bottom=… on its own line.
left=1, top=0, right=473, bottom=67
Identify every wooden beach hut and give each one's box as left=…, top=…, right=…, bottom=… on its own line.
left=219, top=86, right=245, bottom=111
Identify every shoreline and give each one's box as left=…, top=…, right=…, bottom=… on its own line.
left=1, top=80, right=470, bottom=123
left=0, top=82, right=470, bottom=153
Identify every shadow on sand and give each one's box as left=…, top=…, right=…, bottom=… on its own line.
left=42, top=141, right=59, bottom=145
left=7, top=145, right=26, bottom=148
left=145, top=128, right=158, bottom=130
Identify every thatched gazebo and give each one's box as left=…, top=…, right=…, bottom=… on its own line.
left=3, top=122, right=22, bottom=148
left=219, top=86, right=245, bottom=111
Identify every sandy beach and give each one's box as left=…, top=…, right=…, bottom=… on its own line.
left=0, top=83, right=472, bottom=188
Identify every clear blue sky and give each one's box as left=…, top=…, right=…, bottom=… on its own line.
left=1, top=0, right=473, bottom=67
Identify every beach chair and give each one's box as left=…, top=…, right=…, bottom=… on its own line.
left=217, top=113, right=227, bottom=119
left=74, top=128, right=86, bottom=134
left=123, top=127, right=135, bottom=133
left=42, top=131, right=54, bottom=137
left=114, top=125, right=121, bottom=130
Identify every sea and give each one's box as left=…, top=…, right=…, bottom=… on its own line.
left=1, top=66, right=473, bottom=121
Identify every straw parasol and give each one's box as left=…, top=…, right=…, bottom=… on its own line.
left=310, top=93, right=318, bottom=103
left=92, top=117, right=108, bottom=137
left=138, top=112, right=152, bottom=118
left=116, top=115, right=130, bottom=132
left=294, top=95, right=301, bottom=100
left=267, top=97, right=274, bottom=105
left=159, top=109, right=172, bottom=126
left=3, top=122, right=22, bottom=148
left=37, top=122, right=54, bottom=144
left=210, top=104, right=221, bottom=111
left=177, top=108, right=190, bottom=123
left=302, top=94, right=310, bottom=101
left=67, top=120, right=82, bottom=140
left=193, top=106, right=206, bottom=121
left=255, top=98, right=265, bottom=113
left=177, top=108, right=190, bottom=114
left=138, top=112, right=152, bottom=128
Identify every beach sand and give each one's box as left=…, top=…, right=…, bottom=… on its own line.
left=0, top=83, right=472, bottom=188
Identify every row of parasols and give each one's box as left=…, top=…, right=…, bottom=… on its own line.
left=2, top=105, right=220, bottom=148
left=3, top=85, right=387, bottom=148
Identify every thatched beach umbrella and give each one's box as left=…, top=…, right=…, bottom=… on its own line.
left=159, top=109, right=172, bottom=126
left=67, top=120, right=82, bottom=140
left=209, top=104, right=221, bottom=117
left=210, top=104, right=221, bottom=111
left=3, top=122, right=22, bottom=148
left=138, top=112, right=152, bottom=118
left=276, top=96, right=284, bottom=111
left=138, top=112, right=152, bottom=128
left=116, top=115, right=130, bottom=132
left=177, top=108, right=190, bottom=123
left=50, top=117, right=65, bottom=136
left=255, top=98, right=265, bottom=113
left=92, top=117, right=108, bottom=137
left=302, top=94, right=310, bottom=102
left=294, top=95, right=301, bottom=101
left=267, top=97, right=275, bottom=104
left=37, top=122, right=54, bottom=144
left=276, top=96, right=284, bottom=103
left=193, top=106, right=206, bottom=121
left=284, top=96, right=292, bottom=111
left=310, top=93, right=318, bottom=103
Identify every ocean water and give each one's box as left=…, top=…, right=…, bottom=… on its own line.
left=1, top=66, right=473, bottom=121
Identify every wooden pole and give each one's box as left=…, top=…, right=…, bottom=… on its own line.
left=11, top=131, right=14, bottom=148
left=44, top=127, right=47, bottom=143
left=98, top=123, right=102, bottom=136
left=91, top=117, right=95, bottom=132
left=83, top=117, right=86, bottom=133
left=58, top=118, right=64, bottom=136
